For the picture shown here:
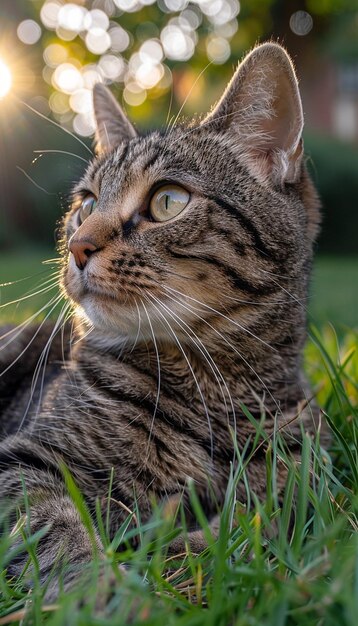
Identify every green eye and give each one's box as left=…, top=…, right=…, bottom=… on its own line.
left=150, top=185, right=190, bottom=222
left=79, top=194, right=97, bottom=224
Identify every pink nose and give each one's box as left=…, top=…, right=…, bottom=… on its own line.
left=69, top=239, right=97, bottom=270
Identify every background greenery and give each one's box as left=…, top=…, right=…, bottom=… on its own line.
left=0, top=2, right=357, bottom=625
left=1, top=0, right=358, bottom=256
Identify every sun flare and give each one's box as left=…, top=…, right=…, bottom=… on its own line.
left=0, top=58, right=12, bottom=99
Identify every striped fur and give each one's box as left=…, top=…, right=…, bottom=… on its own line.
left=0, top=44, right=325, bottom=599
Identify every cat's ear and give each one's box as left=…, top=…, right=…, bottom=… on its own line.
left=93, top=84, right=137, bottom=153
left=203, top=43, right=304, bottom=185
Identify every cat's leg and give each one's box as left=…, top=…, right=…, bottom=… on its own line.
left=0, top=435, right=124, bottom=601
left=168, top=514, right=221, bottom=555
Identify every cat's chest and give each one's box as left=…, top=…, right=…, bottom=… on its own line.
left=35, top=367, right=231, bottom=489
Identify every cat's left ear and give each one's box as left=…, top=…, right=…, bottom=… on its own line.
left=93, top=84, right=137, bottom=153
left=203, top=43, right=304, bottom=185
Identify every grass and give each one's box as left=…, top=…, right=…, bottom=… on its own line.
left=0, top=250, right=357, bottom=625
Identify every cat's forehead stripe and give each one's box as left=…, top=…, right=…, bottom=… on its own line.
left=92, top=143, right=130, bottom=183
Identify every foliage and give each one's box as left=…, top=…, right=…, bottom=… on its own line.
left=14, top=0, right=357, bottom=134
left=0, top=325, right=357, bottom=626
left=309, top=257, right=358, bottom=330
left=304, top=133, right=358, bottom=255
left=1, top=1, right=357, bottom=254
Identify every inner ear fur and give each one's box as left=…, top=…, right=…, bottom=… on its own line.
left=93, top=83, right=137, bottom=154
left=204, top=42, right=304, bottom=185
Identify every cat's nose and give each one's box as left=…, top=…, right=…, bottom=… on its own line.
left=69, top=239, right=98, bottom=270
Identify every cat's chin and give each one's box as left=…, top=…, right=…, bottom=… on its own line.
left=77, top=293, right=141, bottom=338
left=74, top=294, right=199, bottom=351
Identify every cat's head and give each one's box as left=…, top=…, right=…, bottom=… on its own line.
left=61, top=43, right=320, bottom=350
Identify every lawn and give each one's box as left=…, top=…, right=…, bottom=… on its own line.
left=0, top=250, right=357, bottom=626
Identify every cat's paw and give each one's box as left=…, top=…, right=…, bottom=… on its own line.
left=70, top=564, right=146, bottom=622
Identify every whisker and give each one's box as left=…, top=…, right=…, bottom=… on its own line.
left=20, top=302, right=72, bottom=432
left=164, top=267, right=288, bottom=306
left=0, top=266, right=59, bottom=288
left=0, top=293, right=64, bottom=378
left=266, top=275, right=308, bottom=312
left=142, top=293, right=214, bottom=459
left=13, top=95, right=93, bottom=157
left=33, top=150, right=89, bottom=164
left=167, top=60, right=214, bottom=134
left=71, top=321, right=95, bottom=345
left=160, top=287, right=282, bottom=416
left=163, top=284, right=277, bottom=353
left=165, top=79, right=175, bottom=127
left=0, top=293, right=64, bottom=353
left=129, top=300, right=142, bottom=354
left=141, top=299, right=161, bottom=459
left=42, top=258, right=62, bottom=265
left=0, top=275, right=60, bottom=309
left=148, top=291, right=237, bottom=440
left=16, top=166, right=57, bottom=196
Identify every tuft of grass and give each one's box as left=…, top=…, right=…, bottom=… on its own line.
left=0, top=326, right=357, bottom=625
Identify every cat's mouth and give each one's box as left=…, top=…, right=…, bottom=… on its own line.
left=78, top=281, right=139, bottom=306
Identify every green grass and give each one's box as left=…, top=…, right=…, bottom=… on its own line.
left=0, top=251, right=357, bottom=625
left=0, top=327, right=357, bottom=625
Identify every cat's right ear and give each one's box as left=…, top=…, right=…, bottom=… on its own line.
left=93, top=84, right=137, bottom=153
left=203, top=43, right=304, bottom=186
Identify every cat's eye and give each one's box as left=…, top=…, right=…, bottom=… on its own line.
left=78, top=194, right=97, bottom=224
left=149, top=185, right=190, bottom=222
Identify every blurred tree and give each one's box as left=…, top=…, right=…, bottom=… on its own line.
left=0, top=0, right=357, bottom=253
left=15, top=0, right=357, bottom=134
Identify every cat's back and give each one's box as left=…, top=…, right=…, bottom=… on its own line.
left=0, top=322, right=71, bottom=438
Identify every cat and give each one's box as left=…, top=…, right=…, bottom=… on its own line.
left=0, top=42, right=324, bottom=601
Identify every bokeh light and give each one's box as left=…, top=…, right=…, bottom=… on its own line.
left=69, top=88, right=93, bottom=114
left=161, top=24, right=195, bottom=61
left=49, top=91, right=70, bottom=114
left=206, top=35, right=231, bottom=63
left=124, top=82, right=147, bottom=106
left=40, top=1, right=62, bottom=29
left=98, top=54, right=126, bottom=80
left=85, top=28, right=111, bottom=54
left=32, top=0, right=244, bottom=134
left=114, top=0, right=142, bottom=12
left=43, top=43, right=68, bottom=67
left=109, top=26, right=131, bottom=52
left=17, top=20, right=42, bottom=45
left=58, top=3, right=87, bottom=32
left=82, top=65, right=103, bottom=89
left=289, top=11, right=313, bottom=36
left=0, top=59, right=12, bottom=99
left=53, top=63, right=83, bottom=94
left=73, top=112, right=96, bottom=136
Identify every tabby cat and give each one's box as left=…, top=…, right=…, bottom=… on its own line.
left=0, top=43, right=322, bottom=600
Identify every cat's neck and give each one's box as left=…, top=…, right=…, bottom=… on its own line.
left=76, top=326, right=306, bottom=420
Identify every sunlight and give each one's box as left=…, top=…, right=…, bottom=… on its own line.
left=0, top=58, right=12, bottom=99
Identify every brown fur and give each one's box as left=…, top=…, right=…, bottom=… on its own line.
left=0, top=44, right=325, bottom=599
